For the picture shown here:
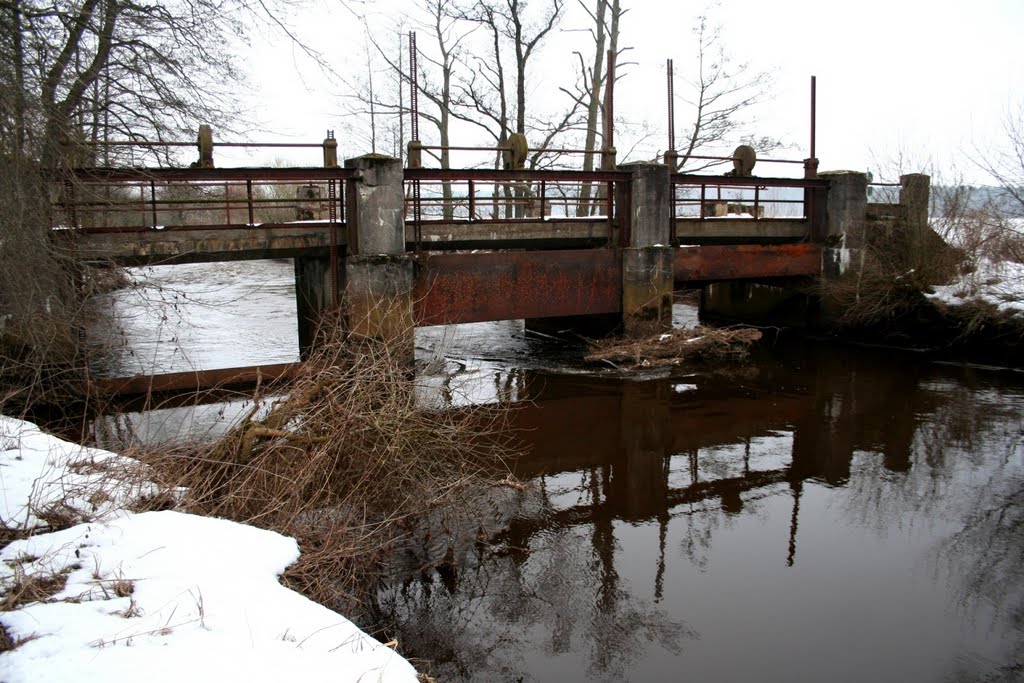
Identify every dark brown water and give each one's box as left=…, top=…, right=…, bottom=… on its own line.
left=375, top=342, right=1024, bottom=682
left=91, top=263, right=1024, bottom=681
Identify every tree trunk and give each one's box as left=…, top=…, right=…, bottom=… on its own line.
left=578, top=0, right=608, bottom=216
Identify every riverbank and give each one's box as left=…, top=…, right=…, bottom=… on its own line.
left=821, top=256, right=1024, bottom=366
left=0, top=415, right=419, bottom=682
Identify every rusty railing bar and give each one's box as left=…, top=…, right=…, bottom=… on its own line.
left=80, top=140, right=327, bottom=149
left=406, top=168, right=629, bottom=183
left=246, top=180, right=254, bottom=225
left=149, top=181, right=158, bottom=227
left=61, top=167, right=357, bottom=183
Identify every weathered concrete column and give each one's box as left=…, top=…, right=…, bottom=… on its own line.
left=900, top=173, right=931, bottom=270
left=806, top=170, right=870, bottom=329
left=620, top=161, right=673, bottom=337
left=343, top=155, right=414, bottom=355
left=294, top=253, right=334, bottom=359
left=900, top=173, right=930, bottom=230
left=818, top=170, right=868, bottom=278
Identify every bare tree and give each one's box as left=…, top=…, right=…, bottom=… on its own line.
left=0, top=0, right=317, bottom=408
left=452, top=0, right=587, bottom=216
left=569, top=0, right=628, bottom=214
left=3, top=0, right=261, bottom=167
left=352, top=0, right=586, bottom=216
left=454, top=0, right=583, bottom=164
left=975, top=103, right=1024, bottom=218
left=674, top=9, right=779, bottom=172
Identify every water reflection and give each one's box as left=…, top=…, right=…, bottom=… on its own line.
left=375, top=345, right=1024, bottom=682
left=87, top=261, right=1024, bottom=680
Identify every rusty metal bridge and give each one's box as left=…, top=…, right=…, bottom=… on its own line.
left=50, top=148, right=836, bottom=397
left=57, top=161, right=825, bottom=315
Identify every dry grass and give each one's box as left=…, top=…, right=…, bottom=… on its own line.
left=0, top=623, right=41, bottom=654
left=132, top=329, right=517, bottom=614
left=820, top=253, right=935, bottom=328
left=585, top=326, right=762, bottom=368
left=821, top=178, right=1022, bottom=331
left=0, top=560, right=79, bottom=612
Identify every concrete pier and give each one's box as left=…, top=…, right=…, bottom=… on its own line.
left=343, top=155, right=414, bottom=355
left=819, top=171, right=869, bottom=279
left=294, top=253, right=334, bottom=358
left=620, top=162, right=674, bottom=337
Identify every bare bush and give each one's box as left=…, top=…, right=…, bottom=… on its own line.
left=132, top=328, right=518, bottom=614
left=820, top=250, right=938, bottom=329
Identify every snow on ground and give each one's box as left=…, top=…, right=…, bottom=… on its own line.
left=927, top=258, right=1024, bottom=316
left=0, top=416, right=418, bottom=683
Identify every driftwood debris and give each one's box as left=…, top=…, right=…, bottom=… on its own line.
left=585, top=326, right=762, bottom=368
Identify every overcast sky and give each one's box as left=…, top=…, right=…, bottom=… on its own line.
left=235, top=0, right=1023, bottom=184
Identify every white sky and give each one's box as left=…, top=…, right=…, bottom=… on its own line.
left=230, top=0, right=1023, bottom=184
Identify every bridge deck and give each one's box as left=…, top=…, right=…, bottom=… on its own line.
left=67, top=218, right=812, bottom=265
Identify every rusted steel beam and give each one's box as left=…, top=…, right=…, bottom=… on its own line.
left=91, top=362, right=302, bottom=397
left=671, top=174, right=828, bottom=190
left=413, top=249, right=622, bottom=326
left=674, top=243, right=822, bottom=283
left=62, top=167, right=357, bottom=183
left=405, top=168, right=629, bottom=183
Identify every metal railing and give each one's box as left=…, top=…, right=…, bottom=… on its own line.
left=671, top=174, right=827, bottom=221
left=403, top=168, right=630, bottom=247
left=52, top=167, right=353, bottom=233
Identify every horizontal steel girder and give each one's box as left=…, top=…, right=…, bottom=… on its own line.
left=674, top=243, right=822, bottom=283
left=413, top=249, right=622, bottom=326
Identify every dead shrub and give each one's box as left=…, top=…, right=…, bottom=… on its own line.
left=825, top=179, right=1021, bottom=331
left=134, top=328, right=517, bottom=615
left=819, top=252, right=934, bottom=328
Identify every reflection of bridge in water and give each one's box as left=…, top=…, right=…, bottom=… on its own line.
left=376, top=342, right=1008, bottom=681
left=500, top=342, right=928, bottom=568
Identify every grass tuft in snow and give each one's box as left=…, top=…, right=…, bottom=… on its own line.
left=0, top=559, right=79, bottom=611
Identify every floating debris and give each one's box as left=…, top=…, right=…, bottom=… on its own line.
left=585, top=326, right=762, bottom=368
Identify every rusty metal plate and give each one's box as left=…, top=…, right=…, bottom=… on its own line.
left=92, top=362, right=302, bottom=396
left=674, top=243, right=821, bottom=283
left=413, top=249, right=621, bottom=326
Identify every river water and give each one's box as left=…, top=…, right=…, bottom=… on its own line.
left=93, top=261, right=1024, bottom=682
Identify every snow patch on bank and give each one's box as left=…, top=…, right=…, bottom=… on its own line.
left=0, top=416, right=417, bottom=683
left=927, top=258, right=1024, bottom=316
